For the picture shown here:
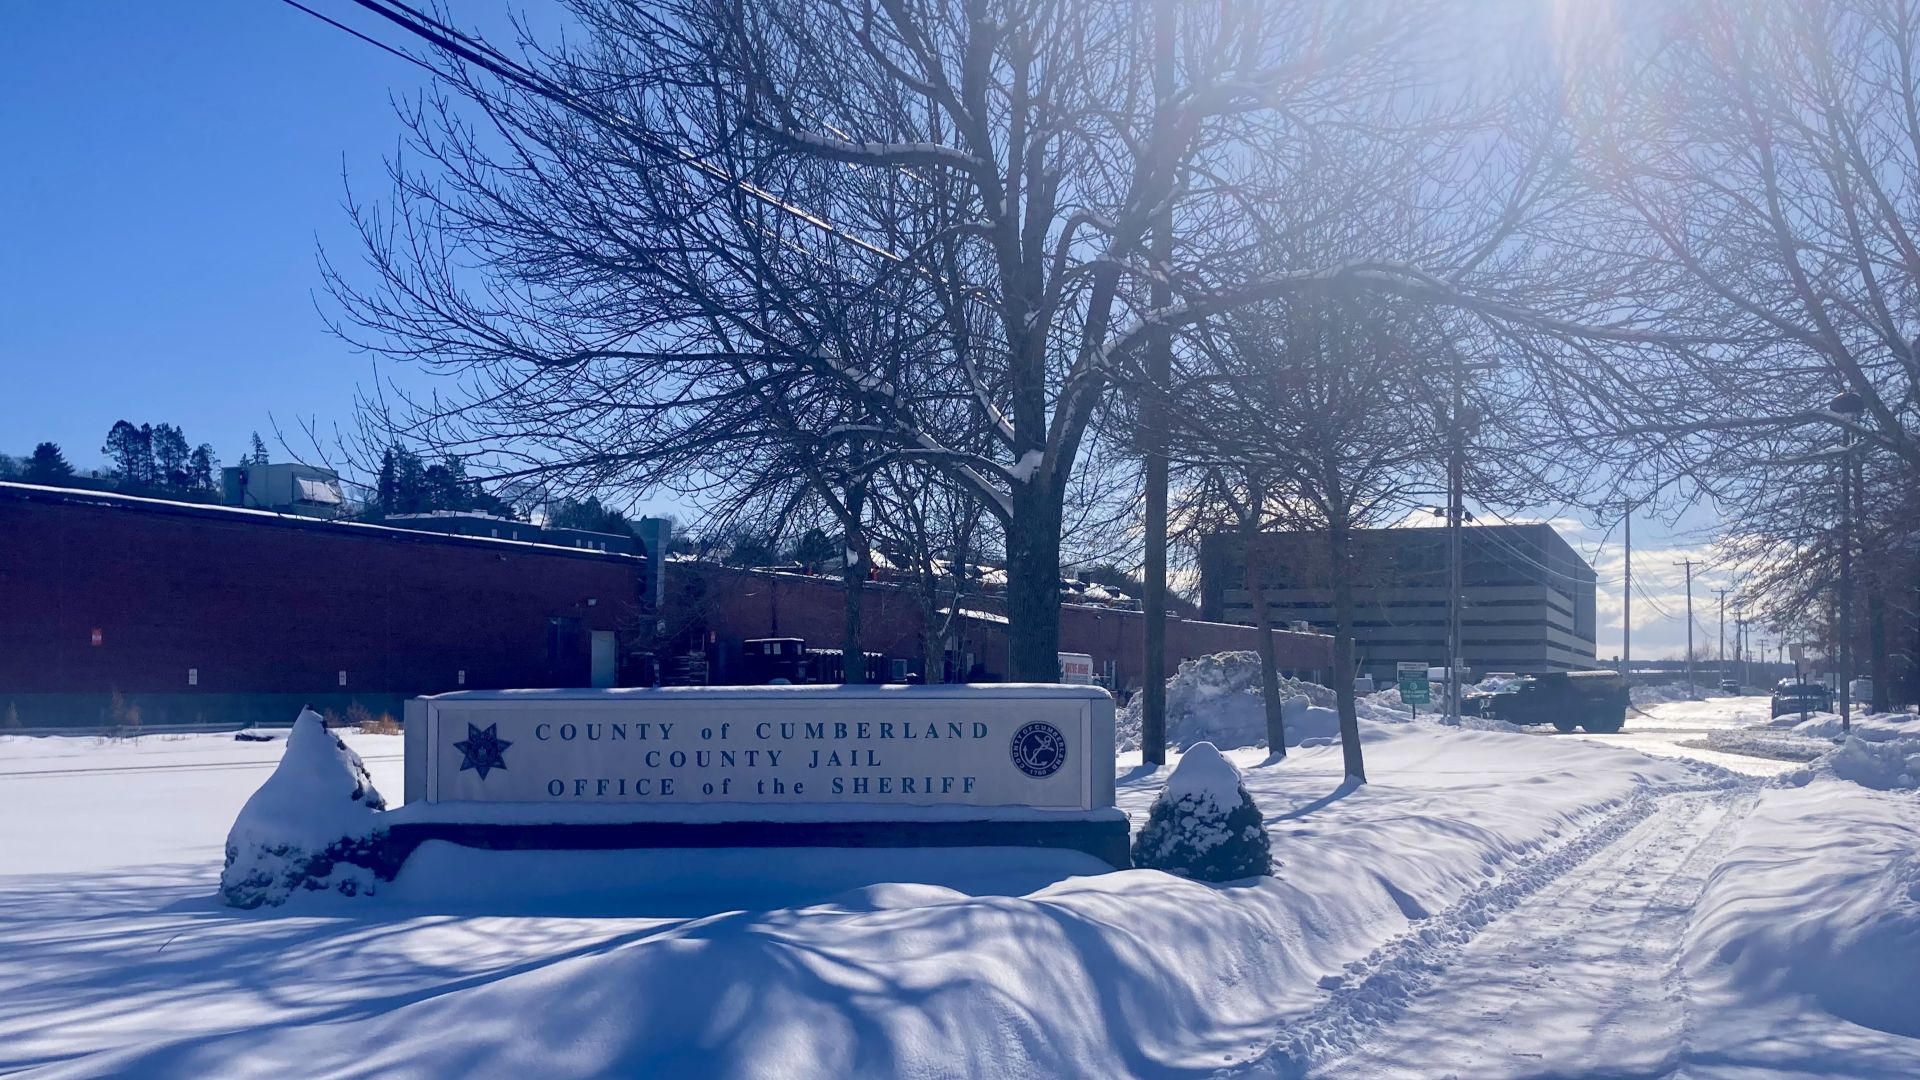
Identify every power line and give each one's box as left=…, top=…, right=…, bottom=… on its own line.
left=280, top=0, right=434, bottom=74
left=278, top=0, right=909, bottom=265
left=1460, top=511, right=1623, bottom=587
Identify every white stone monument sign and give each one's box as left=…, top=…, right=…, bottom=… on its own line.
left=405, top=684, right=1115, bottom=813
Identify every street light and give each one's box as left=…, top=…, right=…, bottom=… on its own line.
left=1829, top=391, right=1864, bottom=734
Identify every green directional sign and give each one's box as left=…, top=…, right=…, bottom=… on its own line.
left=1396, top=661, right=1430, bottom=705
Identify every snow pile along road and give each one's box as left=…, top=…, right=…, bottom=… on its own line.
left=1681, top=779, right=1920, bottom=1069
left=1757, top=711, right=1920, bottom=790
left=1631, top=681, right=1716, bottom=707
left=1115, top=651, right=1413, bottom=752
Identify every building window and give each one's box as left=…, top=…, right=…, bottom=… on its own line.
left=891, top=658, right=910, bottom=682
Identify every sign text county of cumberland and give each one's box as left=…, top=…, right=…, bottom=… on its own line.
left=424, top=700, right=1093, bottom=810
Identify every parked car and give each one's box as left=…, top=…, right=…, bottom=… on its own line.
left=1718, top=678, right=1740, bottom=694
left=1770, top=679, right=1833, bottom=718
left=1482, top=670, right=1630, bottom=733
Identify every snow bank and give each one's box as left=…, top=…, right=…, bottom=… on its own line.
left=1132, top=742, right=1273, bottom=881
left=1630, top=682, right=1707, bottom=706
left=220, top=708, right=388, bottom=908
left=1786, top=709, right=1920, bottom=742
left=1766, top=711, right=1920, bottom=790
left=8, top=726, right=1732, bottom=1078
left=1687, top=782, right=1920, bottom=1042
left=1280, top=694, right=1342, bottom=745
left=1822, top=735, right=1920, bottom=791
left=1116, top=652, right=1412, bottom=753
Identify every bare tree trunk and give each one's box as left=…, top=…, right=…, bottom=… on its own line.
left=924, top=604, right=946, bottom=683
left=1245, top=532, right=1287, bottom=756
left=1006, top=481, right=1063, bottom=682
left=1328, top=513, right=1367, bottom=783
left=1138, top=0, right=1176, bottom=767
left=1870, top=586, right=1889, bottom=712
left=841, top=486, right=868, bottom=683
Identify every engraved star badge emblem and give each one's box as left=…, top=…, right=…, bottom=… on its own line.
left=454, top=722, right=512, bottom=780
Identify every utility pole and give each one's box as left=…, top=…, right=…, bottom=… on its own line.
left=1717, top=587, right=1729, bottom=685
left=1621, top=504, right=1632, bottom=682
left=1838, top=428, right=1854, bottom=733
left=1676, top=558, right=1696, bottom=698
left=1736, top=614, right=1749, bottom=689
left=1446, top=361, right=1467, bottom=726
left=1137, top=0, right=1175, bottom=766
left=1830, top=390, right=1864, bottom=732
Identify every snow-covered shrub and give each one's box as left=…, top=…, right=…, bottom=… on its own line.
left=221, top=708, right=389, bottom=908
left=1130, top=743, right=1273, bottom=882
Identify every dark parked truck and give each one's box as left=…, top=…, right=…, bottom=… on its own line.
left=1770, top=679, right=1833, bottom=719
left=1482, top=670, right=1630, bottom=733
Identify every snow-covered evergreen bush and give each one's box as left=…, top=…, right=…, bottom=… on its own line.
left=220, top=708, right=388, bottom=908
left=1130, top=742, right=1273, bottom=882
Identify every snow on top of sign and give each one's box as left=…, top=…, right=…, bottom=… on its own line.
left=426, top=682, right=1110, bottom=701
left=1161, top=742, right=1245, bottom=811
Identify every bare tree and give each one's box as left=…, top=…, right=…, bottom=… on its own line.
left=868, top=464, right=994, bottom=682
left=1168, top=465, right=1294, bottom=756
left=1544, top=0, right=1920, bottom=710
left=1152, top=292, right=1467, bottom=781
left=323, top=0, right=1663, bottom=679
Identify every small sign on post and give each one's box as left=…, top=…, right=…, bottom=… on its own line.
left=1397, top=661, right=1430, bottom=713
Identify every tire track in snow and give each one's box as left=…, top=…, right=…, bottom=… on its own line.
left=1214, top=777, right=1753, bottom=1079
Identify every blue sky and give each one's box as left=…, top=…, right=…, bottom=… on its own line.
left=0, top=1, right=1722, bottom=658
left=0, top=1, right=464, bottom=473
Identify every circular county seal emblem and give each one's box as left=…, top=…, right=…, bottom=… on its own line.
left=1009, top=721, right=1068, bottom=778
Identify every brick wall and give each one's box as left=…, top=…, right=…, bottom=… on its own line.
left=0, top=485, right=1333, bottom=725
left=666, top=562, right=1333, bottom=690
left=0, top=487, right=638, bottom=704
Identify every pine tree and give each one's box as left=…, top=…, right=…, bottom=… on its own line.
left=372, top=447, right=398, bottom=516
left=549, top=496, right=633, bottom=535
left=392, top=448, right=427, bottom=513
left=103, top=421, right=155, bottom=489
left=23, top=442, right=75, bottom=485
left=726, top=533, right=779, bottom=567
left=188, top=444, right=218, bottom=491
left=789, top=527, right=837, bottom=568
left=1130, top=743, right=1274, bottom=881
left=151, top=424, right=192, bottom=491
left=421, top=456, right=471, bottom=511
left=249, top=432, right=269, bottom=466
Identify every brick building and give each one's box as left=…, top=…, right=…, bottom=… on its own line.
left=0, top=482, right=1331, bottom=727
left=1, top=483, right=640, bottom=727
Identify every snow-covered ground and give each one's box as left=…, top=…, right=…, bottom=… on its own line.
left=2, top=707, right=1914, bottom=1078
left=1564, top=693, right=1808, bottom=776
